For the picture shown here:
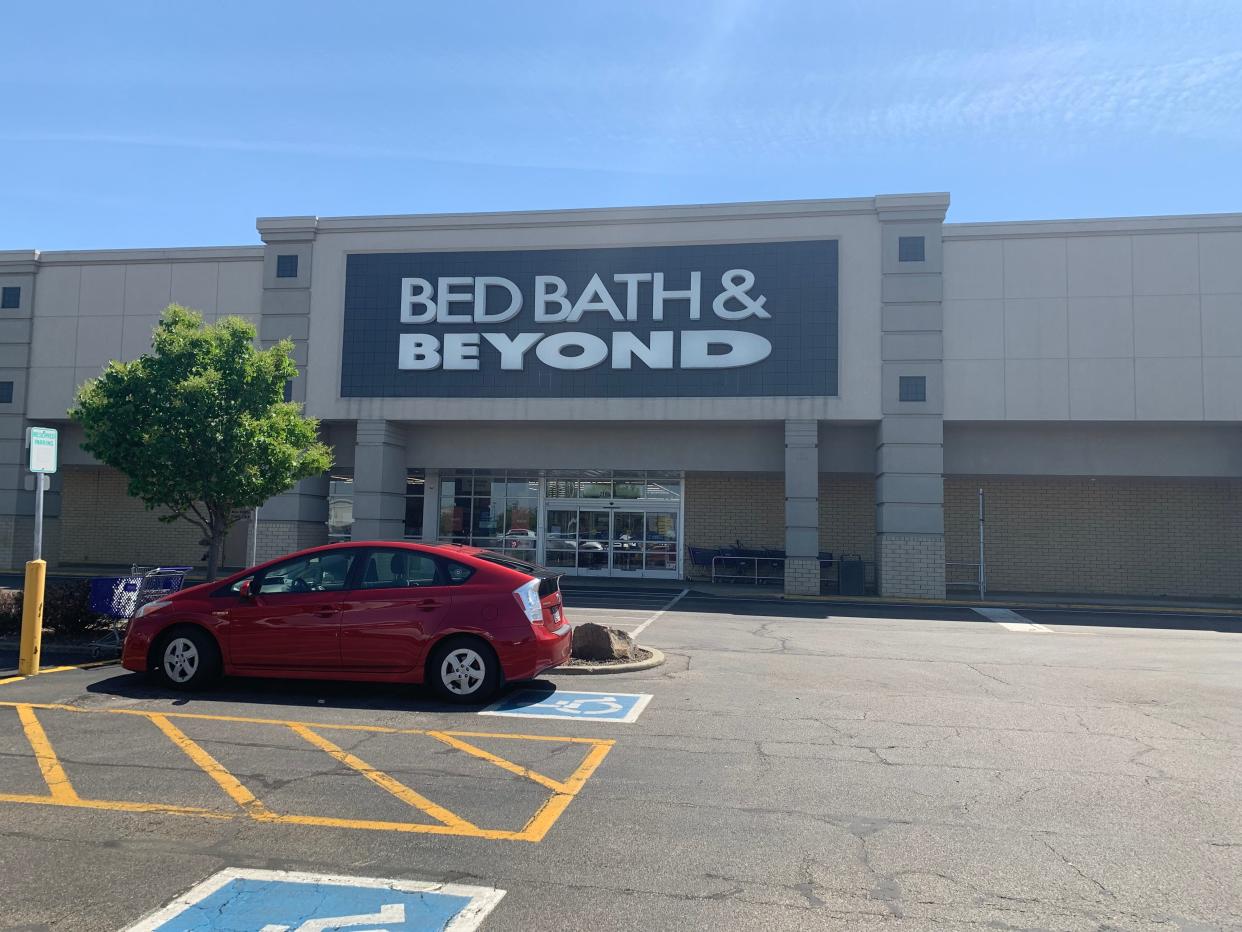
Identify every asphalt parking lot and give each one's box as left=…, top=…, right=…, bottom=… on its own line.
left=2, top=590, right=1240, bottom=931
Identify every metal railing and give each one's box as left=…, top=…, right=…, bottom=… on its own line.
left=945, top=561, right=985, bottom=599
left=708, top=555, right=876, bottom=593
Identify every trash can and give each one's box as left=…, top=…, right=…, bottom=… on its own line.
left=838, top=553, right=865, bottom=596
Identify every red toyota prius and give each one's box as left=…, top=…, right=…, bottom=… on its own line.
left=121, top=541, right=571, bottom=703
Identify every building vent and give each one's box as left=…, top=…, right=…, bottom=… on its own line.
left=0, top=382, right=13, bottom=403
left=0, top=287, right=19, bottom=309
left=276, top=254, right=299, bottom=279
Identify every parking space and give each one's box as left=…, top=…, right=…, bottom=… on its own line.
left=0, top=700, right=611, bottom=842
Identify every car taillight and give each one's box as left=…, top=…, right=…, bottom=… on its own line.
left=513, top=579, right=543, bottom=623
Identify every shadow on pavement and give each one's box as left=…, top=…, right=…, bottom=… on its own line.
left=82, top=669, right=558, bottom=716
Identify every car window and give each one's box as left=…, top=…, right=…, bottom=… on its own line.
left=258, top=552, right=355, bottom=594
left=359, top=549, right=441, bottom=589
left=443, top=560, right=475, bottom=585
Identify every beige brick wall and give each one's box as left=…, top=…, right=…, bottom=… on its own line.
left=685, top=473, right=784, bottom=552
left=878, top=533, right=946, bottom=598
left=819, top=475, right=875, bottom=562
left=684, top=472, right=876, bottom=569
left=59, top=467, right=209, bottom=569
left=946, top=476, right=1242, bottom=599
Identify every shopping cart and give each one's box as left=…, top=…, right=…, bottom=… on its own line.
left=87, top=565, right=193, bottom=657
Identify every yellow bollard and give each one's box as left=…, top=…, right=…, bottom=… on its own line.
left=18, top=559, right=46, bottom=676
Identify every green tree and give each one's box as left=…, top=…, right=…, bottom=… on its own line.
left=70, top=305, right=332, bottom=580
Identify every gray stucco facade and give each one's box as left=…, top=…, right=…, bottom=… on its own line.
left=1, top=194, right=1239, bottom=599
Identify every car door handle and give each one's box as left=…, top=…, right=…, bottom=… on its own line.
left=417, top=599, right=443, bottom=612
left=312, top=605, right=337, bottom=618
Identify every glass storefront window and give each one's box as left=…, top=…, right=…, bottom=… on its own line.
left=327, top=470, right=353, bottom=540
left=404, top=470, right=425, bottom=539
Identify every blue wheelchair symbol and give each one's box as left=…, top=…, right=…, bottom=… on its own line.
left=126, top=869, right=504, bottom=932
left=480, top=689, right=652, bottom=723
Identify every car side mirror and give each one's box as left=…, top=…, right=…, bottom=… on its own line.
left=238, top=579, right=254, bottom=599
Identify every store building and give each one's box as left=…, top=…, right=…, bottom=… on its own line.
left=0, top=194, right=1239, bottom=599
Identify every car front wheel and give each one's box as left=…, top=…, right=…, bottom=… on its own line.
left=428, top=637, right=500, bottom=704
left=151, top=626, right=222, bottom=690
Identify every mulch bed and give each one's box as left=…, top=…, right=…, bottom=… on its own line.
left=565, top=647, right=654, bottom=667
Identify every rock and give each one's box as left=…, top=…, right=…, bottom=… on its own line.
left=571, top=622, right=640, bottom=661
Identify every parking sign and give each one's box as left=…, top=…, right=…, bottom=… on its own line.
left=27, top=426, right=57, bottom=474
left=480, top=689, right=652, bottom=723
left=126, top=868, right=505, bottom=932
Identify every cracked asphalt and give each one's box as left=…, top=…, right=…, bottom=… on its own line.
left=1, top=592, right=1240, bottom=931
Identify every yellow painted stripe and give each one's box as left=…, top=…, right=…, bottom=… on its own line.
left=266, top=812, right=526, bottom=840
left=428, top=730, right=569, bottom=794
left=147, top=714, right=275, bottom=821
left=0, top=700, right=615, bottom=745
left=516, top=741, right=613, bottom=842
left=0, top=793, right=233, bottom=819
left=0, top=676, right=23, bottom=686
left=16, top=704, right=79, bottom=802
left=442, top=728, right=613, bottom=747
left=289, top=724, right=477, bottom=830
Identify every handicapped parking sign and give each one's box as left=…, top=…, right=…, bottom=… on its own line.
left=480, top=689, right=652, bottom=723
left=126, top=869, right=504, bottom=932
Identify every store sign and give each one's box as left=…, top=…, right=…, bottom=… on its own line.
left=341, top=240, right=837, bottom=398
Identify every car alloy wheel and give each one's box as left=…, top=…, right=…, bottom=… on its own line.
left=162, top=637, right=200, bottom=684
left=440, top=647, right=487, bottom=697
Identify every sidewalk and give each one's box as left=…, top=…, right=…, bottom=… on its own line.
left=682, top=576, right=1242, bottom=615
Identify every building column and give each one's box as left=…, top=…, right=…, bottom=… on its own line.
left=875, top=195, right=947, bottom=598
left=784, top=419, right=820, bottom=595
left=421, top=468, right=440, bottom=543
left=352, top=420, right=407, bottom=541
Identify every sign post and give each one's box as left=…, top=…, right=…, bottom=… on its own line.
left=19, top=427, right=57, bottom=676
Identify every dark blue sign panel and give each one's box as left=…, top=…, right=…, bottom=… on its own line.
left=341, top=240, right=838, bottom=398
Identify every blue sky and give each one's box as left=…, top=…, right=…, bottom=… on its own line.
left=3, top=0, right=1240, bottom=249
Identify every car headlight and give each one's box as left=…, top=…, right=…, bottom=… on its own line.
left=135, top=599, right=171, bottom=618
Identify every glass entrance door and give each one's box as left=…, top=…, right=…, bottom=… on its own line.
left=540, top=504, right=680, bottom=579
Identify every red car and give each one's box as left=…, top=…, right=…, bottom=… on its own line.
left=121, top=541, right=571, bottom=703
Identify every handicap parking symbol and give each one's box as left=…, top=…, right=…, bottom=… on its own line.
left=127, top=868, right=504, bottom=932
left=480, top=689, right=652, bottom=723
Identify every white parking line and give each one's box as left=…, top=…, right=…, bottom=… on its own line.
left=973, top=607, right=1052, bottom=632
left=630, top=588, right=690, bottom=640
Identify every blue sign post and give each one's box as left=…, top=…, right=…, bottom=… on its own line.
left=127, top=869, right=505, bottom=932
left=480, top=689, right=652, bottom=724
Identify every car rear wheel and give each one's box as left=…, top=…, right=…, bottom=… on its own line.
left=151, top=626, right=221, bottom=690
left=428, top=637, right=500, bottom=704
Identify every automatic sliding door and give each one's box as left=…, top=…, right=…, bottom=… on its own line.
left=576, top=509, right=611, bottom=574
left=611, top=511, right=644, bottom=576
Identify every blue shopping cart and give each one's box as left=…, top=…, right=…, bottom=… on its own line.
left=88, top=565, right=193, bottom=657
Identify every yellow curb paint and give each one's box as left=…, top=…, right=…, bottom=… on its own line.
left=0, top=659, right=118, bottom=687
left=289, top=724, right=478, bottom=831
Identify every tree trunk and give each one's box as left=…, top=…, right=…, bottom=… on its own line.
left=205, top=511, right=226, bottom=581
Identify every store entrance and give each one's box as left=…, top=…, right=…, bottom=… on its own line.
left=542, top=503, right=680, bottom=580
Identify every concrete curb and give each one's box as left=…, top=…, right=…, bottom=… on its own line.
left=555, top=647, right=666, bottom=675
left=781, top=593, right=1242, bottom=616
